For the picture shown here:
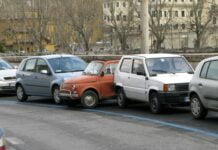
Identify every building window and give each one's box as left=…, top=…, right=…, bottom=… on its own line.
left=104, top=3, right=107, bottom=8
left=190, top=10, right=193, bottom=17
left=116, top=2, right=119, bottom=7
left=164, top=11, right=167, bottom=17
left=123, top=2, right=126, bottom=7
left=213, top=17, right=217, bottom=24
left=174, top=0, right=177, bottom=2
left=175, top=11, right=178, bottom=17
left=181, top=0, right=184, bottom=2
left=104, top=15, right=107, bottom=21
left=123, top=15, right=127, bottom=21
left=107, top=16, right=110, bottom=22
left=182, top=24, right=186, bottom=29
left=174, top=24, right=178, bottom=29
left=181, top=11, right=185, bottom=17
left=117, top=15, right=120, bottom=21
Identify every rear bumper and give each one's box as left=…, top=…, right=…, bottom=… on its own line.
left=157, top=91, right=190, bottom=106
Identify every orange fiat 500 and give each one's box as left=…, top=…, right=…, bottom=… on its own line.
left=59, top=60, right=119, bottom=108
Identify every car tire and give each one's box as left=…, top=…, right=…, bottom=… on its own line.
left=117, top=88, right=128, bottom=108
left=190, top=94, right=208, bottom=120
left=52, top=86, right=63, bottom=104
left=149, top=92, right=163, bottom=114
left=81, top=90, right=98, bottom=108
left=16, top=85, right=28, bottom=102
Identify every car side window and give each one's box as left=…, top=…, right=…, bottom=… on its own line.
left=104, top=63, right=117, bottom=75
left=206, top=60, right=218, bottom=80
left=36, top=59, right=50, bottom=73
left=120, top=58, right=132, bottom=73
left=24, top=59, right=37, bottom=72
left=200, top=61, right=210, bottom=78
left=132, top=59, right=146, bottom=76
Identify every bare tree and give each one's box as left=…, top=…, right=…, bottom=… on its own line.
left=106, top=0, right=138, bottom=51
left=62, top=0, right=102, bottom=54
left=149, top=0, right=173, bottom=50
left=24, top=0, right=53, bottom=51
left=188, top=0, right=216, bottom=48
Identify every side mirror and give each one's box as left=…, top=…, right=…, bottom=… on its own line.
left=100, top=72, right=105, bottom=77
left=40, top=70, right=49, bottom=75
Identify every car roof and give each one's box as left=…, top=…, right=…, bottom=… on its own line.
left=123, top=53, right=182, bottom=59
left=25, top=54, right=77, bottom=60
left=91, top=60, right=119, bottom=64
left=201, top=56, right=218, bottom=62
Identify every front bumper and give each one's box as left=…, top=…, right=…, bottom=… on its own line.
left=0, top=81, right=16, bottom=93
left=157, top=91, right=190, bottom=106
left=59, top=90, right=80, bottom=100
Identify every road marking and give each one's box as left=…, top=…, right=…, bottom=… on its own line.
left=6, top=137, right=24, bottom=145
left=84, top=109, right=218, bottom=139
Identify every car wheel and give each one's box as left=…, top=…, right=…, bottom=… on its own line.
left=53, top=86, right=62, bottom=104
left=149, top=93, right=163, bottom=114
left=190, top=95, right=208, bottom=120
left=81, top=90, right=98, bottom=108
left=117, top=88, right=128, bottom=108
left=16, top=85, right=28, bottom=102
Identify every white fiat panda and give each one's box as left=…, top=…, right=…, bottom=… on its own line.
left=114, top=54, right=194, bottom=114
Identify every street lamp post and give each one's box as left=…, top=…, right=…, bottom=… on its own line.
left=141, top=0, right=149, bottom=54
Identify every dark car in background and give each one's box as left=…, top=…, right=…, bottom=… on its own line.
left=16, top=55, right=87, bottom=104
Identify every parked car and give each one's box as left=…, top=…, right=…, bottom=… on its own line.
left=189, top=56, right=218, bottom=119
left=115, top=54, right=194, bottom=114
left=59, top=60, right=119, bottom=108
left=16, top=55, right=87, bottom=104
left=0, top=58, right=17, bottom=94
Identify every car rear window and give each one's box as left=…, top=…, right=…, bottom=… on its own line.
left=206, top=60, right=218, bottom=80
left=120, top=58, right=132, bottom=73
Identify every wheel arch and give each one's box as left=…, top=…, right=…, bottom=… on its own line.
left=82, top=88, right=100, bottom=99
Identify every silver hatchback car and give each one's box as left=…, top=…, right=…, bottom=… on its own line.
left=16, top=55, right=87, bottom=104
left=190, top=56, right=218, bottom=119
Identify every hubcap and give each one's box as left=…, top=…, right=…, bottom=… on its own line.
left=54, top=88, right=61, bottom=103
left=84, top=95, right=95, bottom=107
left=151, top=96, right=158, bottom=112
left=191, top=97, right=201, bottom=116
left=17, top=86, right=23, bottom=99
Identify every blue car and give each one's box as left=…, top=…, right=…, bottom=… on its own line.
left=16, top=55, right=87, bottom=104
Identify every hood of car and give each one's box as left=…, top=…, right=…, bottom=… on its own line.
left=64, top=75, right=98, bottom=84
left=0, top=69, right=17, bottom=79
left=55, top=71, right=83, bottom=80
left=150, top=73, right=193, bottom=84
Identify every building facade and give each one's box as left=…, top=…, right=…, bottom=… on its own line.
left=103, top=0, right=218, bottom=51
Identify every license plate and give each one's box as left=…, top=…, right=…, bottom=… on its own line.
left=184, top=97, right=190, bottom=102
left=9, top=83, right=15, bottom=87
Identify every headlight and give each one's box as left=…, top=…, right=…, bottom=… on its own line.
left=163, top=84, right=175, bottom=92
left=72, top=84, right=76, bottom=91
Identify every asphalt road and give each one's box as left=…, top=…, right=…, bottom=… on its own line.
left=0, top=94, right=218, bottom=150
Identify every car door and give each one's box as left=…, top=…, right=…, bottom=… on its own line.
left=118, top=58, right=133, bottom=98
left=34, top=59, right=52, bottom=96
left=128, top=57, right=147, bottom=101
left=99, top=63, right=118, bottom=98
left=200, top=60, right=218, bottom=108
left=22, top=58, right=37, bottom=95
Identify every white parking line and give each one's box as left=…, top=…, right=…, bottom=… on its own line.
left=6, top=137, right=24, bottom=145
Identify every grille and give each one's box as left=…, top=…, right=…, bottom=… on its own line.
left=175, top=83, right=189, bottom=91
left=4, top=77, right=16, bottom=80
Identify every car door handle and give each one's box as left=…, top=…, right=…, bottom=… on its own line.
left=198, top=83, right=203, bottom=86
left=128, top=77, right=130, bottom=79
left=34, top=76, right=38, bottom=79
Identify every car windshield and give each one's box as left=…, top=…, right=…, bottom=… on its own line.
left=84, top=62, right=103, bottom=75
left=146, top=57, right=193, bottom=76
left=0, top=59, right=13, bottom=70
left=48, top=57, right=87, bottom=73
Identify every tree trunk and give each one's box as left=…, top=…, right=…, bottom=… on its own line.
left=195, top=34, right=201, bottom=48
